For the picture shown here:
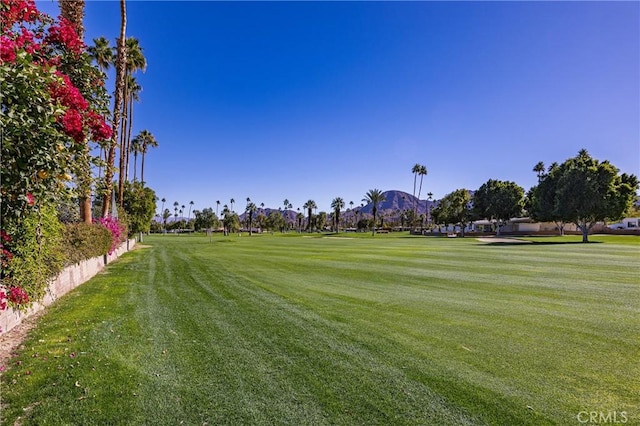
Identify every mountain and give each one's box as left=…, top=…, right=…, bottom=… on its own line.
left=357, top=190, right=434, bottom=215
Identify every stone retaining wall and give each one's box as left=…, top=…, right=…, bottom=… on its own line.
left=0, top=238, right=136, bottom=335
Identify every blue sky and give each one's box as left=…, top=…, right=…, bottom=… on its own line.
left=37, top=1, right=639, bottom=214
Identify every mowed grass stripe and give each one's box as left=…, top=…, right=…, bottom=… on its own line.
left=1, top=233, right=638, bottom=425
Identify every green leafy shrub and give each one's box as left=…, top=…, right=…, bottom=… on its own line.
left=5, top=204, right=65, bottom=309
left=63, top=222, right=112, bottom=265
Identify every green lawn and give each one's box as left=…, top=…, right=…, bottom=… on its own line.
left=1, top=233, right=638, bottom=425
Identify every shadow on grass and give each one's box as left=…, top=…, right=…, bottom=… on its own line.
left=480, top=241, right=603, bottom=246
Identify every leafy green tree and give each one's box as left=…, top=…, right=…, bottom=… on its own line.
left=437, top=189, right=472, bottom=237
left=529, top=162, right=567, bottom=235
left=331, top=197, right=345, bottom=232
left=548, top=150, right=638, bottom=242
left=316, top=211, right=327, bottom=231
left=266, top=211, right=285, bottom=232
left=473, top=179, right=525, bottom=236
left=222, top=208, right=240, bottom=235
left=363, top=189, right=386, bottom=236
left=122, top=181, right=157, bottom=234
left=193, top=208, right=219, bottom=231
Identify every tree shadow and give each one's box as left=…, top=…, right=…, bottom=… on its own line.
left=480, top=241, right=603, bottom=246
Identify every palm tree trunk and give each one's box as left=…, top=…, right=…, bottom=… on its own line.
left=125, top=91, right=134, bottom=181
left=141, top=150, right=145, bottom=183
left=133, top=152, right=138, bottom=181
left=117, top=88, right=128, bottom=206
left=102, top=0, right=127, bottom=217
left=60, top=0, right=93, bottom=224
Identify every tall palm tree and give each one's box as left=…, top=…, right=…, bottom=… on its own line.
left=303, top=200, right=317, bottom=232
left=160, top=197, right=166, bottom=229
left=87, top=36, right=114, bottom=179
left=416, top=165, right=428, bottom=224
left=162, top=208, right=170, bottom=231
left=59, top=0, right=89, bottom=223
left=123, top=74, right=141, bottom=182
left=59, top=0, right=85, bottom=39
left=363, top=189, right=385, bottom=236
left=129, top=131, right=142, bottom=181
left=331, top=197, right=345, bottom=232
left=117, top=37, right=146, bottom=206
left=133, top=129, right=157, bottom=183
left=102, top=0, right=127, bottom=217
left=230, top=198, right=235, bottom=212
left=188, top=201, right=194, bottom=229
left=427, top=192, right=433, bottom=226
left=533, top=161, right=545, bottom=181
left=216, top=200, right=220, bottom=216
left=296, top=212, right=304, bottom=233
left=411, top=163, right=421, bottom=217
left=246, top=202, right=257, bottom=236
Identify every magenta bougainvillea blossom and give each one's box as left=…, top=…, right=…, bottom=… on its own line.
left=94, top=217, right=126, bottom=255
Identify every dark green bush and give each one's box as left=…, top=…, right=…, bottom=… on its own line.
left=63, top=222, right=112, bottom=265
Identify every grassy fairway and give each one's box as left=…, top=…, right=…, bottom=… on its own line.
left=1, top=233, right=638, bottom=425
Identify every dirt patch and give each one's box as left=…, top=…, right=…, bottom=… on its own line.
left=0, top=309, right=45, bottom=367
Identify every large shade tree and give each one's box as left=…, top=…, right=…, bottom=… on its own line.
left=436, top=189, right=473, bottom=237
left=473, top=179, right=525, bottom=236
left=538, top=150, right=638, bottom=242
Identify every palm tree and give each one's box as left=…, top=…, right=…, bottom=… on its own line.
left=296, top=212, right=304, bottom=233
left=331, top=197, right=345, bottom=232
left=160, top=197, right=166, bottom=229
left=135, top=129, right=158, bottom=183
left=58, top=0, right=93, bottom=222
left=59, top=0, right=85, bottom=39
left=533, top=161, right=545, bottom=181
left=427, top=192, right=433, bottom=227
left=121, top=74, right=140, bottom=182
left=188, top=201, right=194, bottom=229
left=363, top=189, right=385, bottom=236
left=411, top=163, right=421, bottom=220
left=129, top=131, right=142, bottom=181
left=162, top=208, right=171, bottom=231
left=117, top=37, right=146, bottom=206
left=416, top=165, right=428, bottom=225
left=216, top=200, right=220, bottom=216
left=102, top=0, right=127, bottom=217
left=87, top=36, right=114, bottom=179
left=303, top=200, right=317, bottom=232
left=230, top=198, right=235, bottom=212
left=246, top=202, right=257, bottom=236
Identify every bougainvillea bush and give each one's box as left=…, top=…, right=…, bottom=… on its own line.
left=1, top=0, right=112, bottom=311
left=93, top=216, right=127, bottom=255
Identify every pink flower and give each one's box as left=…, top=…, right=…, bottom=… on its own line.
left=7, top=286, right=29, bottom=306
left=49, top=72, right=89, bottom=111
left=59, top=108, right=85, bottom=143
left=26, top=192, right=34, bottom=206
left=0, top=36, right=17, bottom=63
left=0, top=0, right=39, bottom=28
left=86, top=110, right=112, bottom=141
left=44, top=17, right=84, bottom=55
